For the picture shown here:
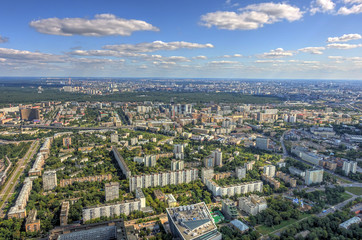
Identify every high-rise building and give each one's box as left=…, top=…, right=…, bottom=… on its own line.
left=62, top=137, right=72, bottom=147
left=342, top=161, right=357, bottom=175
left=60, top=201, right=70, bottom=226
left=171, top=160, right=184, bottom=171
left=238, top=195, right=267, bottom=216
left=244, top=162, right=255, bottom=171
left=20, top=108, right=40, bottom=121
left=43, top=170, right=57, bottom=191
left=305, top=169, right=324, bottom=185
left=212, top=150, right=223, bottom=166
left=236, top=167, right=246, bottom=179
left=204, top=157, right=214, bottom=168
left=222, top=199, right=238, bottom=220
left=105, top=182, right=119, bottom=202
left=110, top=134, right=119, bottom=143
left=263, top=165, right=276, bottom=177
left=173, top=144, right=184, bottom=154
left=256, top=137, right=269, bottom=151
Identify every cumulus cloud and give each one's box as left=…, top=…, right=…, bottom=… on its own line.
left=298, top=46, right=325, bottom=54
left=103, top=41, right=213, bottom=52
left=327, top=43, right=362, bottom=49
left=327, top=33, right=362, bottom=42
left=259, top=48, right=294, bottom=58
left=29, top=14, right=159, bottom=36
left=200, top=2, right=303, bottom=30
left=310, top=0, right=335, bottom=14
left=0, top=47, right=64, bottom=62
left=0, top=35, right=9, bottom=43
left=69, top=49, right=146, bottom=58
left=337, top=3, right=362, bottom=14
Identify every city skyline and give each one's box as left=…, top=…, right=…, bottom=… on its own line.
left=0, top=0, right=362, bottom=79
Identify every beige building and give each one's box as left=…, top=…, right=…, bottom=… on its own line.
left=238, top=195, right=267, bottom=216
left=43, top=170, right=57, bottom=191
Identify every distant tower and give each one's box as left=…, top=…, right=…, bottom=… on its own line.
left=68, top=78, right=71, bottom=85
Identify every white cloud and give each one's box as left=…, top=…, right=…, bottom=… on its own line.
left=200, top=2, right=303, bottom=30
left=337, top=3, right=362, bottom=14
left=0, top=35, right=9, bottom=43
left=259, top=48, right=294, bottom=58
left=103, top=41, right=213, bottom=52
left=210, top=60, right=239, bottom=64
left=310, top=0, right=335, bottom=15
left=327, top=33, right=362, bottom=42
left=29, top=14, right=159, bottom=36
left=255, top=59, right=285, bottom=63
left=298, top=46, right=325, bottom=54
left=329, top=55, right=362, bottom=61
left=343, top=0, right=362, bottom=4
left=192, top=55, right=208, bottom=60
left=0, top=47, right=64, bottom=62
left=222, top=54, right=242, bottom=58
left=327, top=43, right=362, bottom=49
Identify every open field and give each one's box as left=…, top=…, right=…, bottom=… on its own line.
left=345, top=187, right=362, bottom=196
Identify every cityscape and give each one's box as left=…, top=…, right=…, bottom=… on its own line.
left=0, top=0, right=362, bottom=240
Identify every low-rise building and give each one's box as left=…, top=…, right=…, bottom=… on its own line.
left=230, top=219, right=249, bottom=234
left=339, top=216, right=361, bottom=229
left=261, top=174, right=280, bottom=189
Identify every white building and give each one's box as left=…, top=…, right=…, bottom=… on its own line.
left=263, top=165, right=276, bottom=178
left=236, top=167, right=246, bottom=179
left=129, top=169, right=199, bottom=192
left=342, top=161, right=357, bottom=175
left=212, top=150, right=223, bottom=166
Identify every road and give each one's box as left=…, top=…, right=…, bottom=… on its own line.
left=317, top=190, right=359, bottom=217
left=0, top=140, right=39, bottom=218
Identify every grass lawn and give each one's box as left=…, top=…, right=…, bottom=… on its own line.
left=256, top=213, right=312, bottom=235
left=341, top=192, right=353, bottom=201
left=345, top=187, right=362, bottom=196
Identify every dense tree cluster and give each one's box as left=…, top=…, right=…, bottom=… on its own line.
left=275, top=210, right=362, bottom=240
left=249, top=197, right=300, bottom=227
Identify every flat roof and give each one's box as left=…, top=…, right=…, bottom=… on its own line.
left=166, top=202, right=219, bottom=240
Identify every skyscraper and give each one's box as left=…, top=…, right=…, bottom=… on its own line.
left=305, top=169, right=323, bottom=185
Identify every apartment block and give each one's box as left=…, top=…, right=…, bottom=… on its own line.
left=263, top=165, right=276, bottom=177
left=43, top=170, right=57, bottom=191
left=8, top=177, right=33, bottom=218
left=129, top=169, right=199, bottom=192
left=105, top=182, right=120, bottom=202
left=60, top=201, right=70, bottom=226
left=238, top=195, right=267, bottom=216
left=25, top=209, right=40, bottom=232
left=305, top=169, right=324, bottom=185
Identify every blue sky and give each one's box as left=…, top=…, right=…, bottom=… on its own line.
left=0, top=0, right=362, bottom=79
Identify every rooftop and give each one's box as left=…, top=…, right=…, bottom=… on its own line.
left=166, top=202, right=219, bottom=240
